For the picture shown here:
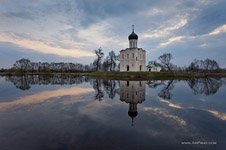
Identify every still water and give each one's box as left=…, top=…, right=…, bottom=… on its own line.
left=0, top=75, right=226, bottom=150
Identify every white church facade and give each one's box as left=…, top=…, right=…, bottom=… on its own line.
left=120, top=25, right=146, bottom=72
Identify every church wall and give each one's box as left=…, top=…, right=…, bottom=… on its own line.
left=120, top=48, right=146, bottom=72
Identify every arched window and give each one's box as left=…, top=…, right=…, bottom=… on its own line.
left=127, top=65, right=130, bottom=71
left=127, top=81, right=129, bottom=87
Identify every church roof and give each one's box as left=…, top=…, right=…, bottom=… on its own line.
left=128, top=31, right=138, bottom=40
left=128, top=24, right=138, bottom=40
left=120, top=48, right=145, bottom=52
left=147, top=64, right=162, bottom=68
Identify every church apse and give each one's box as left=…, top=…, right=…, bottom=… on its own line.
left=119, top=81, right=146, bottom=126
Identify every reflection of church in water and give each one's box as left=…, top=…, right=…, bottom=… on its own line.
left=120, top=81, right=146, bottom=126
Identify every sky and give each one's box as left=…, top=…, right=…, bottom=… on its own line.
left=0, top=0, right=226, bottom=68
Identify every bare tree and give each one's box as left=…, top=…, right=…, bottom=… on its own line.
left=108, top=50, right=117, bottom=71
left=203, top=58, right=220, bottom=71
left=94, top=48, right=104, bottom=71
left=103, top=56, right=111, bottom=71
left=188, top=58, right=220, bottom=72
left=13, top=58, right=31, bottom=73
left=158, top=53, right=173, bottom=72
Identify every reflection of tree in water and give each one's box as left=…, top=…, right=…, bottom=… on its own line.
left=102, top=80, right=118, bottom=99
left=187, top=77, right=222, bottom=95
left=93, top=80, right=119, bottom=101
left=93, top=80, right=104, bottom=101
left=147, top=80, right=163, bottom=89
left=158, top=80, right=176, bottom=100
left=7, top=75, right=31, bottom=90
left=6, top=74, right=119, bottom=100
left=5, top=75, right=222, bottom=98
left=5, top=75, right=90, bottom=90
left=146, top=80, right=176, bottom=100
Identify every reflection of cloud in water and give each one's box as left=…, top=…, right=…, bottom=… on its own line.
left=159, top=99, right=183, bottom=109
left=78, top=101, right=119, bottom=122
left=143, top=107, right=187, bottom=126
left=60, top=95, right=84, bottom=105
left=0, top=88, right=94, bottom=110
left=158, top=97, right=226, bottom=122
left=208, top=110, right=226, bottom=121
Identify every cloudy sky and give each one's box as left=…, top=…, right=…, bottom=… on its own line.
left=0, top=0, right=226, bottom=68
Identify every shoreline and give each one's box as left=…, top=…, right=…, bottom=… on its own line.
left=1, top=71, right=226, bottom=80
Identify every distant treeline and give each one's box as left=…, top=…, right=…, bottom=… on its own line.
left=0, top=48, right=224, bottom=73
left=0, top=48, right=120, bottom=73
left=0, top=58, right=94, bottom=73
left=148, top=53, right=223, bottom=73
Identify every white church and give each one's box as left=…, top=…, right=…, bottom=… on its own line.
left=120, top=25, right=161, bottom=72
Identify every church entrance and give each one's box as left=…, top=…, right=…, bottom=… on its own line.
left=127, top=65, right=130, bottom=71
left=140, top=65, right=142, bottom=71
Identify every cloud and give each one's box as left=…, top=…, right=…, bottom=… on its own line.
left=0, top=0, right=226, bottom=67
left=0, top=11, right=34, bottom=20
left=146, top=8, right=164, bottom=16
left=160, top=36, right=184, bottom=47
left=180, top=0, right=226, bottom=36
left=141, top=18, right=188, bottom=39
left=0, top=33, right=95, bottom=58
left=208, top=24, right=226, bottom=36
left=78, top=21, right=126, bottom=48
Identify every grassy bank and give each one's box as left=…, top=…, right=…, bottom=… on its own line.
left=1, top=71, right=226, bottom=80
left=83, top=71, right=226, bottom=80
left=0, top=72, right=83, bottom=76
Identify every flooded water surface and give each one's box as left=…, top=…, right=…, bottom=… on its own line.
left=0, top=75, right=226, bottom=150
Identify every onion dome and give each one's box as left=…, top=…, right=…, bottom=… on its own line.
left=128, top=24, right=138, bottom=40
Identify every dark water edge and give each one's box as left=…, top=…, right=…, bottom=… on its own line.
left=1, top=71, right=226, bottom=80
left=0, top=75, right=226, bottom=150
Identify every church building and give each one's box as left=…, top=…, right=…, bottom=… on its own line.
left=120, top=25, right=146, bottom=72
